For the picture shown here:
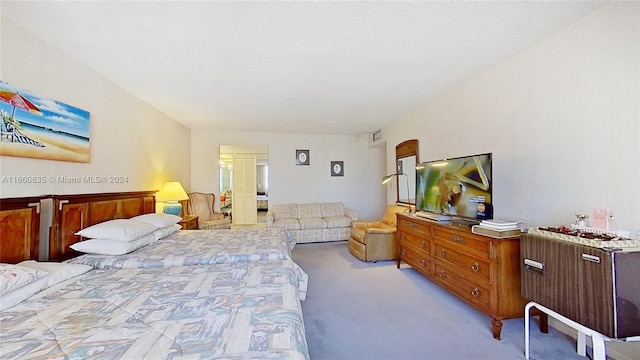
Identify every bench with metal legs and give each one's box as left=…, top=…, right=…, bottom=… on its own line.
left=525, top=301, right=640, bottom=360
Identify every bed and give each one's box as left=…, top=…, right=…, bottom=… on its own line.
left=66, top=228, right=308, bottom=300
left=1, top=261, right=308, bottom=359
left=67, top=228, right=296, bottom=269
left=257, top=193, right=268, bottom=210
left=49, top=192, right=293, bottom=265
left=0, top=193, right=310, bottom=360
left=50, top=192, right=306, bottom=299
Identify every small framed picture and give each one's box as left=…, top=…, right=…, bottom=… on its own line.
left=296, top=150, right=310, bottom=165
left=331, top=161, right=344, bottom=176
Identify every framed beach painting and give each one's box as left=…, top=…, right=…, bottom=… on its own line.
left=0, top=80, right=90, bottom=163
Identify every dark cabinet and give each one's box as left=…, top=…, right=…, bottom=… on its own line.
left=521, top=234, right=640, bottom=338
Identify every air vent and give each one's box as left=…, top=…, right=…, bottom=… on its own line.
left=372, top=130, right=382, bottom=142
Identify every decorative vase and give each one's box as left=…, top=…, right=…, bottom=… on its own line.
left=163, top=201, right=182, bottom=215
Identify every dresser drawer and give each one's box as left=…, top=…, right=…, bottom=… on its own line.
left=433, top=227, right=489, bottom=256
left=398, top=231, right=430, bottom=253
left=395, top=213, right=525, bottom=340
left=434, top=241, right=490, bottom=284
left=399, top=241, right=431, bottom=275
left=434, top=262, right=491, bottom=311
left=398, top=218, right=431, bottom=237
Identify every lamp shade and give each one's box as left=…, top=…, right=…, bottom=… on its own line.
left=381, top=174, right=396, bottom=185
left=156, top=181, right=189, bottom=202
left=157, top=182, right=188, bottom=215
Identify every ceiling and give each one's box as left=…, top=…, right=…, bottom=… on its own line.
left=2, top=1, right=605, bottom=135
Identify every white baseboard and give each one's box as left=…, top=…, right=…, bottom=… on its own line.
left=548, top=318, right=639, bottom=360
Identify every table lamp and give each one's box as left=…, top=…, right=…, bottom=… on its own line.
left=157, top=181, right=189, bottom=215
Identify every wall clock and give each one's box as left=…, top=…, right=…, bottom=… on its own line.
left=331, top=161, right=344, bottom=176
left=296, top=150, right=309, bottom=165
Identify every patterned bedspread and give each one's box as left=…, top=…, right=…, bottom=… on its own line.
left=66, top=228, right=308, bottom=300
left=67, top=228, right=295, bottom=269
left=0, top=260, right=309, bottom=360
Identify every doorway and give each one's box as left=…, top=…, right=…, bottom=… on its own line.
left=219, top=145, right=268, bottom=226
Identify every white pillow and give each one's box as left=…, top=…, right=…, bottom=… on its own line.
left=75, top=219, right=158, bottom=241
left=131, top=213, right=182, bottom=228
left=18, top=261, right=92, bottom=287
left=70, top=233, right=155, bottom=255
left=0, top=277, right=48, bottom=311
left=0, top=263, right=48, bottom=296
left=152, top=224, right=181, bottom=241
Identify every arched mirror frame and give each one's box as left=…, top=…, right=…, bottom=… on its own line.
left=396, top=139, right=419, bottom=205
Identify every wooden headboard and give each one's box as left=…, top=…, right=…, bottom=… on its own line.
left=0, top=196, right=44, bottom=263
left=49, top=191, right=156, bottom=261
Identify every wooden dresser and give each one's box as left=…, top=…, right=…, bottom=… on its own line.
left=396, top=213, right=526, bottom=339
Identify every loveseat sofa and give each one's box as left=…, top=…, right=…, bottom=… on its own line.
left=266, top=202, right=358, bottom=243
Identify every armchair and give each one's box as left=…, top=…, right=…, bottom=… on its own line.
left=348, top=205, right=410, bottom=262
left=186, top=192, right=231, bottom=230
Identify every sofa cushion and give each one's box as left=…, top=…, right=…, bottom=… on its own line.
left=271, top=204, right=299, bottom=220
left=324, top=215, right=352, bottom=228
left=298, top=203, right=323, bottom=218
left=321, top=203, right=345, bottom=217
left=299, top=217, right=327, bottom=230
left=273, top=218, right=301, bottom=230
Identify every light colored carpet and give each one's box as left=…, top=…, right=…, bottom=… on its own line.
left=292, top=241, right=589, bottom=360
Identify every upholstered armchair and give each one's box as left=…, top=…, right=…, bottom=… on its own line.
left=186, top=192, right=231, bottom=230
left=348, top=205, right=410, bottom=262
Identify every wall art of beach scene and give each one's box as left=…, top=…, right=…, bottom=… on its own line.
left=0, top=80, right=90, bottom=163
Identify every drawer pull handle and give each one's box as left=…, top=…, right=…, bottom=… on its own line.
left=420, top=241, right=426, bottom=249
left=471, top=288, right=480, bottom=298
left=452, top=235, right=464, bottom=243
left=439, top=270, right=446, bottom=278
left=401, top=233, right=406, bottom=240
left=410, top=223, right=416, bottom=227
left=401, top=249, right=406, bottom=256
left=440, top=249, right=446, bottom=257
left=471, top=262, right=480, bottom=272
left=582, top=254, right=601, bottom=263
left=420, top=259, right=426, bottom=267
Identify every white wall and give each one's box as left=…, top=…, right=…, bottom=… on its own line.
left=0, top=18, right=191, bottom=198
left=383, top=2, right=640, bottom=235
left=191, top=129, right=386, bottom=220
left=383, top=3, right=639, bottom=358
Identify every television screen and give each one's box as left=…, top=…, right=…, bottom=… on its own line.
left=416, top=153, right=492, bottom=220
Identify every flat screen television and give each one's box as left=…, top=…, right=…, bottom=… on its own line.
left=415, top=152, right=492, bottom=223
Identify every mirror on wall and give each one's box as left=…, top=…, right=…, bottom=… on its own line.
left=219, top=145, right=268, bottom=224
left=396, top=139, right=419, bottom=205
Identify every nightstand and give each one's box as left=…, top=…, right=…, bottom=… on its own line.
left=179, top=215, right=199, bottom=230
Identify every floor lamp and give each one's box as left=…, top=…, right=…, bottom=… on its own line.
left=381, top=173, right=410, bottom=202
